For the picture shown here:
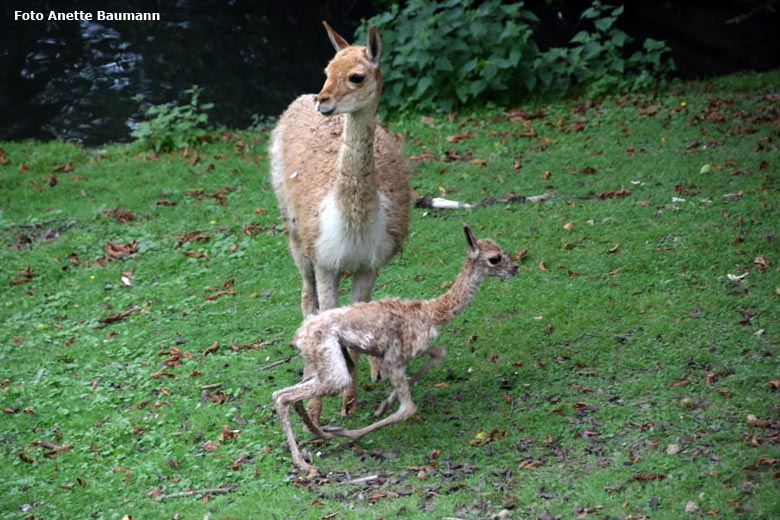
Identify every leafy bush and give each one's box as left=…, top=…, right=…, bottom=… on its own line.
left=359, top=0, right=541, bottom=113
left=535, top=2, right=675, bottom=98
left=131, top=86, right=214, bottom=152
left=359, top=0, right=675, bottom=113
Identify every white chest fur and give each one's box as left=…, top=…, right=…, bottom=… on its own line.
left=315, top=191, right=394, bottom=272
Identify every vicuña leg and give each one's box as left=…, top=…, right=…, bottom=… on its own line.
left=306, top=267, right=342, bottom=424
left=272, top=377, right=323, bottom=476
left=273, top=335, right=352, bottom=474
left=314, top=266, right=340, bottom=311
left=289, top=236, right=318, bottom=317
left=327, top=363, right=417, bottom=441
left=351, top=268, right=383, bottom=383
left=304, top=362, right=324, bottom=427
left=374, top=346, right=446, bottom=417
left=337, top=269, right=382, bottom=419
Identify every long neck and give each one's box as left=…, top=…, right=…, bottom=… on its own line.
left=333, top=107, right=379, bottom=226
left=425, top=258, right=484, bottom=326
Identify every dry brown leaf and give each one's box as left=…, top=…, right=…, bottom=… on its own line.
left=201, top=440, right=219, bottom=452
left=445, top=131, right=474, bottom=143
left=202, top=341, right=219, bottom=356
left=410, top=151, right=436, bottom=162
left=9, top=266, right=33, bottom=286
left=754, top=257, right=769, bottom=269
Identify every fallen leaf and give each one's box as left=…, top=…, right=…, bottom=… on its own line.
left=102, top=208, right=136, bottom=224
left=18, top=451, right=35, bottom=463
left=410, top=151, right=436, bottom=162
left=204, top=289, right=236, bottom=301
left=120, top=267, right=134, bottom=287
left=420, top=116, right=436, bottom=128
left=470, top=427, right=507, bottom=446
left=104, top=240, right=137, bottom=259
left=100, top=307, right=139, bottom=324
left=599, top=189, right=631, bottom=199
left=518, top=459, right=544, bottom=469
left=607, top=244, right=621, bottom=254
left=219, top=424, right=240, bottom=442
left=201, top=341, right=219, bottom=356
left=201, top=440, right=219, bottom=452
left=631, top=473, right=666, bottom=481
left=754, top=257, right=769, bottom=269
left=445, top=131, right=474, bottom=143
left=638, top=104, right=661, bottom=116
left=538, top=261, right=548, bottom=271
left=9, top=266, right=33, bottom=286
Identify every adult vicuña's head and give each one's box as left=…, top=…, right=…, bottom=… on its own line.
left=315, top=22, right=382, bottom=117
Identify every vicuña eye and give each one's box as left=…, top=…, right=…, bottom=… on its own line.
left=348, top=73, right=365, bottom=84
left=488, top=255, right=502, bottom=265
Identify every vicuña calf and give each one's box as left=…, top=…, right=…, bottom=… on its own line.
left=273, top=224, right=518, bottom=475
left=269, top=22, right=410, bottom=422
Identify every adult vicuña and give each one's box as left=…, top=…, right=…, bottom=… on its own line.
left=272, top=224, right=519, bottom=475
left=269, top=22, right=410, bottom=422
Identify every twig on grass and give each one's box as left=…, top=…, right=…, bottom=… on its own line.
left=414, top=192, right=555, bottom=209
left=258, top=354, right=297, bottom=371
left=5, top=217, right=74, bottom=230
left=341, top=474, right=380, bottom=486
left=154, top=485, right=237, bottom=500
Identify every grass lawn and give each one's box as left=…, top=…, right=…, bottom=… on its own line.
left=1, top=70, right=779, bottom=519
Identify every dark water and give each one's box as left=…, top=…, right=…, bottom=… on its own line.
left=1, top=0, right=778, bottom=145
left=0, top=0, right=377, bottom=144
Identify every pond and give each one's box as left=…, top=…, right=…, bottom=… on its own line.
left=1, top=0, right=375, bottom=145
left=2, top=0, right=777, bottom=145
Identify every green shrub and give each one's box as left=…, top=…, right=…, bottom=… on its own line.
left=359, top=0, right=675, bottom=114
left=359, top=0, right=541, bottom=113
left=536, top=2, right=675, bottom=98
left=131, top=85, right=214, bottom=152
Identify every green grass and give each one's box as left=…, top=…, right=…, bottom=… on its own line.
left=1, top=70, right=779, bottom=519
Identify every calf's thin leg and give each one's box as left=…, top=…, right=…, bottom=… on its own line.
left=328, top=365, right=417, bottom=441
left=374, top=346, right=446, bottom=417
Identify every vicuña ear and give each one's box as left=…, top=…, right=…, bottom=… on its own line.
left=323, top=21, right=350, bottom=52
left=366, top=25, right=382, bottom=67
left=463, top=223, right=479, bottom=256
